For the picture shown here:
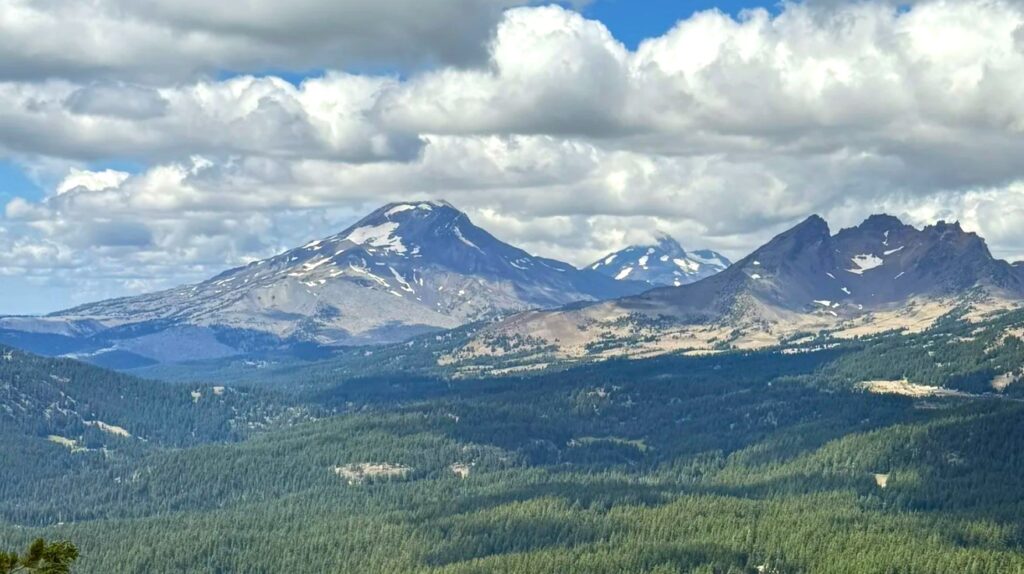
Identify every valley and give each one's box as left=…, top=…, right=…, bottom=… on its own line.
left=6, top=2, right=1024, bottom=572
left=4, top=297, right=1024, bottom=571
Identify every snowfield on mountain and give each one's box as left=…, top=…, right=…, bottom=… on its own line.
left=0, top=201, right=647, bottom=364
left=589, top=233, right=731, bottom=287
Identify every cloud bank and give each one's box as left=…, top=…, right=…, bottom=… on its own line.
left=4, top=0, right=1024, bottom=309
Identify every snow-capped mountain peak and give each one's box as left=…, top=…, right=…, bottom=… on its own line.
left=590, top=233, right=731, bottom=287
left=8, top=201, right=646, bottom=364
left=202, top=200, right=640, bottom=316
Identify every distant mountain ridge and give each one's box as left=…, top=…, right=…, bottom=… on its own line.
left=450, top=214, right=1024, bottom=368
left=589, top=233, right=731, bottom=287
left=692, top=214, right=1024, bottom=312
left=0, top=201, right=647, bottom=365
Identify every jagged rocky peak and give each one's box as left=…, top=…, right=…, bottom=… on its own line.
left=451, top=212, right=1024, bottom=368
left=856, top=213, right=907, bottom=231
left=727, top=213, right=1024, bottom=311
left=590, top=231, right=732, bottom=287
left=738, top=215, right=831, bottom=268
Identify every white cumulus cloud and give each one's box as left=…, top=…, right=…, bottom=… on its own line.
left=0, top=0, right=533, bottom=81
left=5, top=0, right=1024, bottom=310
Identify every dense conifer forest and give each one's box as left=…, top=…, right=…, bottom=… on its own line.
left=4, top=308, right=1024, bottom=572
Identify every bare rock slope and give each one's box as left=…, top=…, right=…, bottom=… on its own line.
left=450, top=215, right=1024, bottom=366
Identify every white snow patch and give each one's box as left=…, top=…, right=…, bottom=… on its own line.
left=674, top=258, right=699, bottom=273
left=385, top=204, right=415, bottom=217
left=347, top=265, right=390, bottom=288
left=841, top=287, right=851, bottom=295
left=813, top=300, right=833, bottom=307
left=826, top=272, right=836, bottom=279
left=615, top=267, right=634, bottom=280
left=344, top=222, right=407, bottom=253
left=389, top=267, right=415, bottom=293
left=660, top=255, right=669, bottom=262
left=847, top=254, right=884, bottom=275
left=638, top=255, right=649, bottom=267
left=884, top=246, right=904, bottom=256
left=689, top=252, right=728, bottom=267
left=750, top=274, right=762, bottom=280
left=453, top=226, right=483, bottom=253
left=302, top=257, right=333, bottom=272
left=895, top=272, right=906, bottom=279
left=385, top=203, right=433, bottom=217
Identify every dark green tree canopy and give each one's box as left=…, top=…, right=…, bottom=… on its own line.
left=0, top=539, right=78, bottom=574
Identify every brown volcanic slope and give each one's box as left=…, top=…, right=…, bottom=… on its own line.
left=447, top=214, right=1024, bottom=368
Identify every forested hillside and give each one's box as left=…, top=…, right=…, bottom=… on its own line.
left=3, top=308, right=1024, bottom=572
left=0, top=344, right=312, bottom=523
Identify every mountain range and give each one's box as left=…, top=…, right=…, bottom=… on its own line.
left=4, top=205, right=1023, bottom=371
left=450, top=214, right=1024, bottom=368
left=0, top=201, right=647, bottom=365
left=588, top=232, right=731, bottom=287
left=7, top=209, right=1024, bottom=574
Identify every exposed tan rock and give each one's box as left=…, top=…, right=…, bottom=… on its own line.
left=332, top=463, right=411, bottom=485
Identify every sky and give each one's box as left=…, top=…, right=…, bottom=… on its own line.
left=3, top=0, right=1024, bottom=314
